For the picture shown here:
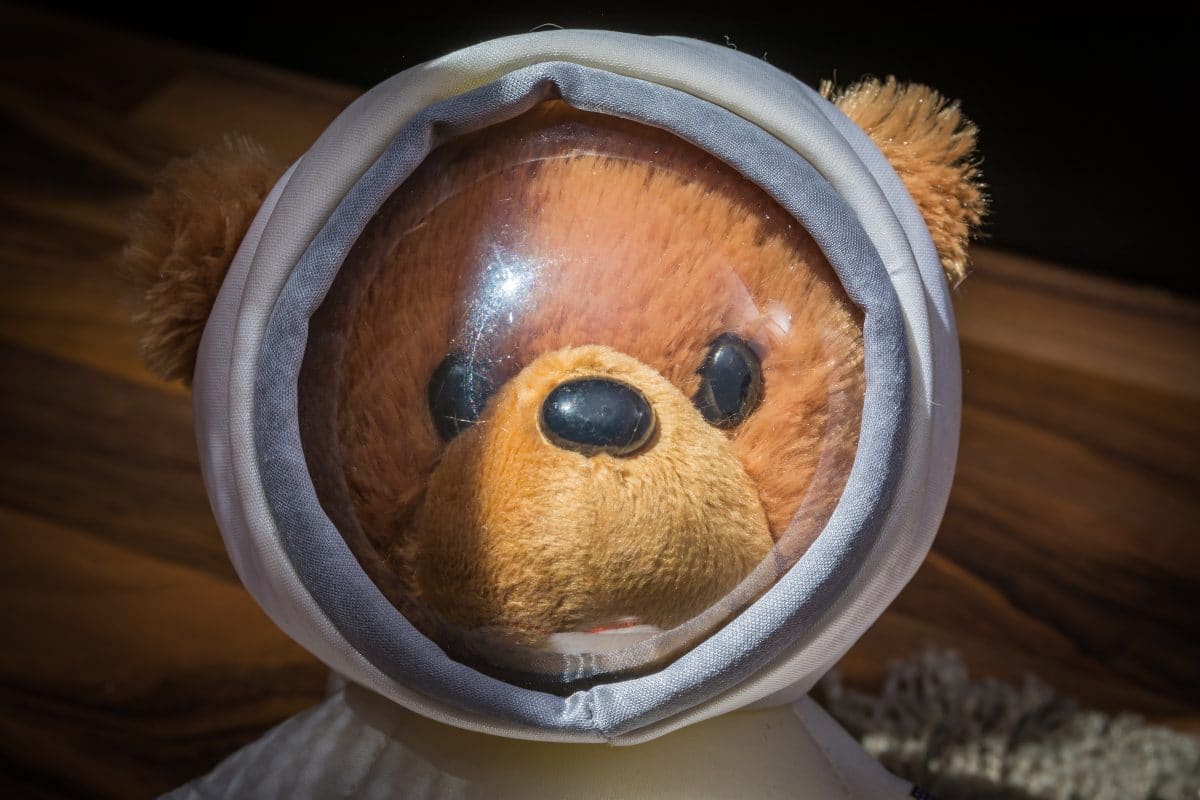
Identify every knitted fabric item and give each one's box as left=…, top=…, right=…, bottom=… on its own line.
left=819, top=649, right=1200, bottom=800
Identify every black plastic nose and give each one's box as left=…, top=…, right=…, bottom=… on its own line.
left=540, top=378, right=656, bottom=457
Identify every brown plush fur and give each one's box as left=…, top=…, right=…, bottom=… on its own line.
left=407, top=345, right=773, bottom=640
left=824, top=78, right=986, bottom=284
left=120, top=136, right=285, bottom=383
left=300, top=102, right=865, bottom=643
left=126, top=82, right=986, bottom=656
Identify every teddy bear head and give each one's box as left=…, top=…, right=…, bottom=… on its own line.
left=124, top=78, right=983, bottom=679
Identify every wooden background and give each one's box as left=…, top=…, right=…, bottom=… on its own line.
left=1, top=7, right=1197, bottom=798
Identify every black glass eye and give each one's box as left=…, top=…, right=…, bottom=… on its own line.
left=693, top=333, right=763, bottom=428
left=428, top=353, right=495, bottom=440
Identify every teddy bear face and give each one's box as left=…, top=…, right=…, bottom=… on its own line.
left=298, top=101, right=865, bottom=669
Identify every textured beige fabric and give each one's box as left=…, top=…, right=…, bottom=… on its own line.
left=165, top=685, right=913, bottom=799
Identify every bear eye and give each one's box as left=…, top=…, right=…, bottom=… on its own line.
left=428, top=353, right=495, bottom=440
left=693, top=333, right=763, bottom=428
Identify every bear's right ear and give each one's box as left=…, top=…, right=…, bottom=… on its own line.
left=121, top=135, right=285, bottom=385
left=822, top=78, right=986, bottom=286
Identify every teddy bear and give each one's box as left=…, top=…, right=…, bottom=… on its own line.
left=123, top=31, right=982, bottom=799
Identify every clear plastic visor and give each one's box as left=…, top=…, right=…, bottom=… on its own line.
left=298, top=101, right=865, bottom=691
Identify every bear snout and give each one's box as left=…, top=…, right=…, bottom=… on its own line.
left=396, top=344, right=773, bottom=647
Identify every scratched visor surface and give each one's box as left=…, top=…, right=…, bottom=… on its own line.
left=296, top=100, right=867, bottom=689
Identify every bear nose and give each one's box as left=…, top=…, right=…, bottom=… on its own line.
left=540, top=378, right=656, bottom=457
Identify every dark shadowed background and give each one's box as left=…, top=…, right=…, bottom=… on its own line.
left=27, top=4, right=1200, bottom=296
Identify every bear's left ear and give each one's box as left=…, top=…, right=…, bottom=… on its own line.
left=823, top=78, right=987, bottom=286
left=120, top=135, right=285, bottom=384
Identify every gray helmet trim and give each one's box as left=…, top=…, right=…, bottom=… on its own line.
left=253, top=60, right=908, bottom=737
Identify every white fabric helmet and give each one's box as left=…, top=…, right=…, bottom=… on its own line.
left=193, top=30, right=959, bottom=745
